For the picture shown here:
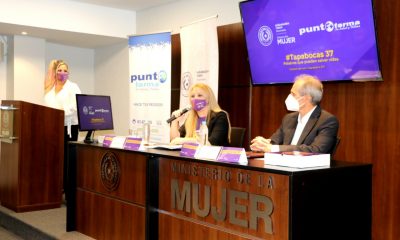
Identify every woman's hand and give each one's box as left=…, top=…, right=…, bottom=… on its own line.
left=171, top=109, right=187, bottom=123
left=169, top=108, right=189, bottom=141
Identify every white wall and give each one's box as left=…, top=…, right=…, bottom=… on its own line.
left=1, top=0, right=244, bottom=137
left=1, top=36, right=95, bottom=106
left=94, top=42, right=129, bottom=135
left=0, top=36, right=4, bottom=163
left=13, top=36, right=45, bottom=104
left=0, top=36, right=6, bottom=101
left=136, top=0, right=242, bottom=34
left=46, top=43, right=95, bottom=95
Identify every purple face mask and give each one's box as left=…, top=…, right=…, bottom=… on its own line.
left=192, top=99, right=207, bottom=111
left=57, top=72, right=69, bottom=82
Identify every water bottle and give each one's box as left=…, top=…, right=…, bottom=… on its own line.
left=143, top=122, right=151, bottom=145
left=199, top=121, right=208, bottom=146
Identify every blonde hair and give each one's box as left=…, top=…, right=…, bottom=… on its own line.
left=44, top=59, right=69, bottom=90
left=56, top=61, right=68, bottom=72
left=184, top=83, right=231, bottom=142
left=44, top=59, right=69, bottom=92
left=48, top=60, right=68, bottom=77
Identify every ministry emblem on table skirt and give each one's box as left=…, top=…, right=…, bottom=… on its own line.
left=100, top=151, right=121, bottom=191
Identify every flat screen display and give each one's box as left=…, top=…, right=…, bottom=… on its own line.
left=76, top=94, right=114, bottom=131
left=239, top=0, right=382, bottom=84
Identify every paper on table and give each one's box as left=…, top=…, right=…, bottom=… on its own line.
left=146, top=143, right=182, bottom=150
left=264, top=151, right=330, bottom=168
left=109, top=136, right=126, bottom=149
left=195, top=146, right=222, bottom=160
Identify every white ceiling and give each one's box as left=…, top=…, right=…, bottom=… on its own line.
left=71, top=0, right=176, bottom=11
left=0, top=0, right=177, bottom=49
left=0, top=22, right=129, bottom=49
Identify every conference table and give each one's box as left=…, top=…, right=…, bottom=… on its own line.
left=66, top=142, right=371, bottom=240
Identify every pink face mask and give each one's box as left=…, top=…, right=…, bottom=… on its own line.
left=191, top=99, right=207, bottom=111
left=57, top=72, right=69, bottom=82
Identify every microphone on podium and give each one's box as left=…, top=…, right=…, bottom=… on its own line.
left=166, top=106, right=192, bottom=123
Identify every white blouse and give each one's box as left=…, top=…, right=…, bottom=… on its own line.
left=44, top=80, right=81, bottom=135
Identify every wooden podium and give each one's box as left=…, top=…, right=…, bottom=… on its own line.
left=0, top=100, right=64, bottom=212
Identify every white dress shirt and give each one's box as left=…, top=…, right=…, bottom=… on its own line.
left=290, top=106, right=317, bottom=145
left=270, top=106, right=317, bottom=152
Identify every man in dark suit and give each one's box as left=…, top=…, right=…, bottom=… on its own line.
left=250, top=74, right=339, bottom=153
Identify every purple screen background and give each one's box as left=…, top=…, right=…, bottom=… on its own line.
left=76, top=95, right=114, bottom=131
left=240, top=0, right=382, bottom=84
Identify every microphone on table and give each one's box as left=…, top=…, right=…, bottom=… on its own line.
left=166, top=106, right=192, bottom=123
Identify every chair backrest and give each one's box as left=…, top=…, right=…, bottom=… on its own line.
left=230, top=127, right=246, bottom=148
left=331, top=137, right=341, bottom=157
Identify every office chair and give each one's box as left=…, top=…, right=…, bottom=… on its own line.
left=331, top=137, right=341, bottom=157
left=230, top=127, right=246, bottom=148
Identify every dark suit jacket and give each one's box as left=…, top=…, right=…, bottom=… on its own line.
left=179, top=111, right=229, bottom=146
left=270, top=105, right=339, bottom=153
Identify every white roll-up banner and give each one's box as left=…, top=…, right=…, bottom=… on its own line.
left=128, top=32, right=171, bottom=143
left=179, top=16, right=219, bottom=108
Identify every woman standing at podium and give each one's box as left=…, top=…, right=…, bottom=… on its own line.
left=44, top=59, right=81, bottom=191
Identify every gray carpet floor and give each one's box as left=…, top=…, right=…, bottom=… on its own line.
left=0, top=226, right=23, bottom=240
left=0, top=204, right=94, bottom=240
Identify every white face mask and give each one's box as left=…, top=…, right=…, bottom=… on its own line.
left=285, top=94, right=300, bottom=111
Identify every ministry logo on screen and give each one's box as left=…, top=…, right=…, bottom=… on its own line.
left=82, top=106, right=88, bottom=115
left=258, top=26, right=273, bottom=46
